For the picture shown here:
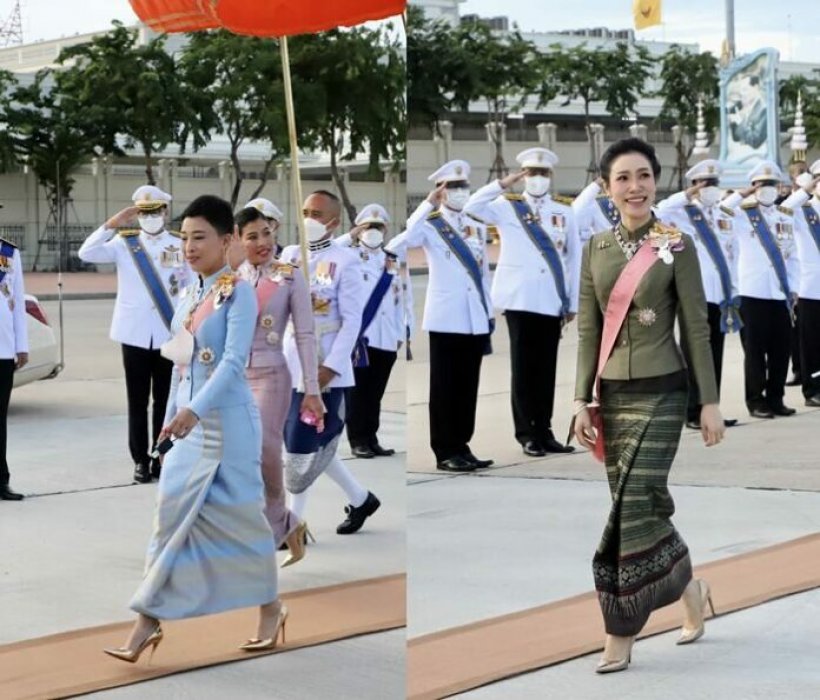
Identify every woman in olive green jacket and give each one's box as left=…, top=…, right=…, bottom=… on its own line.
left=573, top=138, right=725, bottom=673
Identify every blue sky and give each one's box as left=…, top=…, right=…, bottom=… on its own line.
left=461, top=0, right=820, bottom=63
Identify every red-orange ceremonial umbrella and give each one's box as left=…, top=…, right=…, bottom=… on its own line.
left=129, top=0, right=406, bottom=271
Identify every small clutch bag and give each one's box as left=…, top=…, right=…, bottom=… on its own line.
left=161, top=327, right=194, bottom=365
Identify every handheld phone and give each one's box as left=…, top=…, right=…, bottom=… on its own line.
left=151, top=436, right=177, bottom=459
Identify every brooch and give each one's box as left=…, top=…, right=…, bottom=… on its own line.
left=648, top=223, right=684, bottom=265
left=198, top=347, right=215, bottom=365
left=260, top=314, right=274, bottom=329
left=637, top=308, right=657, bottom=327
left=265, top=331, right=280, bottom=346
left=213, top=273, right=237, bottom=309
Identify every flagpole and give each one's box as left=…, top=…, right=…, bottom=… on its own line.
left=280, top=35, right=310, bottom=282
left=725, top=0, right=735, bottom=59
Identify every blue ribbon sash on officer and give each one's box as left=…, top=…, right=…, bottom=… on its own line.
left=352, top=266, right=394, bottom=368
left=507, top=196, right=571, bottom=317
left=803, top=204, right=820, bottom=254
left=122, top=233, right=176, bottom=330
left=743, top=205, right=795, bottom=317
left=596, top=195, right=620, bottom=226
left=427, top=213, right=493, bottom=354
left=684, top=204, right=742, bottom=333
left=0, top=240, right=15, bottom=287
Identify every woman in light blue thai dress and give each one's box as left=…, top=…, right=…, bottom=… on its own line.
left=104, top=195, right=286, bottom=664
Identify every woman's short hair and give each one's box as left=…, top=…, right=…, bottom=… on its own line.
left=235, top=206, right=267, bottom=234
left=600, top=138, right=662, bottom=182
left=181, top=195, right=234, bottom=235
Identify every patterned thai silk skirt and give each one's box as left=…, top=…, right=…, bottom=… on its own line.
left=593, top=386, right=692, bottom=637
left=130, top=402, right=278, bottom=619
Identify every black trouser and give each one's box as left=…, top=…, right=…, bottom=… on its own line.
left=739, top=296, right=791, bottom=411
left=681, top=302, right=725, bottom=422
left=790, top=306, right=801, bottom=379
left=0, top=359, right=14, bottom=486
left=121, top=343, right=173, bottom=466
left=429, top=331, right=487, bottom=462
left=505, top=310, right=562, bottom=444
left=346, top=347, right=397, bottom=448
left=799, top=297, right=820, bottom=399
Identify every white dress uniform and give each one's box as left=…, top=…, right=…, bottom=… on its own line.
left=722, top=161, right=800, bottom=415
left=0, top=240, right=28, bottom=498
left=341, top=204, right=404, bottom=455
left=572, top=180, right=620, bottom=242
left=392, top=160, right=493, bottom=468
left=77, top=185, right=191, bottom=480
left=465, top=147, right=580, bottom=452
left=783, top=158, right=820, bottom=402
left=655, top=159, right=740, bottom=423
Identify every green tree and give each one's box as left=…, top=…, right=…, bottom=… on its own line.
left=294, top=25, right=406, bottom=223
left=656, top=45, right=719, bottom=189
left=0, top=69, right=19, bottom=172
left=779, top=72, right=820, bottom=152
left=540, top=42, right=655, bottom=180
left=57, top=21, right=209, bottom=185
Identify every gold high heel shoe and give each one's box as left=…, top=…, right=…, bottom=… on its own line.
left=595, top=635, right=634, bottom=674
left=677, top=579, right=715, bottom=645
left=281, top=521, right=313, bottom=568
left=239, top=604, right=289, bottom=652
left=103, top=624, right=163, bottom=664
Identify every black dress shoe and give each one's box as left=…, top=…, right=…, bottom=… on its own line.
left=336, top=492, right=381, bottom=534
left=805, top=395, right=820, bottom=407
left=770, top=404, right=796, bottom=416
left=133, top=463, right=152, bottom=484
left=749, top=408, right=774, bottom=419
left=436, top=456, right=476, bottom=472
left=523, top=440, right=547, bottom=457
left=542, top=437, right=575, bottom=454
left=685, top=419, right=701, bottom=430
left=370, top=442, right=395, bottom=457
left=150, top=458, right=162, bottom=480
left=0, top=485, right=24, bottom=501
left=785, top=375, right=802, bottom=387
left=463, top=451, right=494, bottom=468
left=351, top=445, right=376, bottom=459
left=724, top=419, right=738, bottom=427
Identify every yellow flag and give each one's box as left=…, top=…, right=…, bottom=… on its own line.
left=633, top=0, right=662, bottom=29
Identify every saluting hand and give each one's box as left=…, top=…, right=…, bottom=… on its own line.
left=349, top=224, right=368, bottom=243
left=685, top=181, right=705, bottom=201
left=499, top=171, right=527, bottom=189
left=426, top=183, right=448, bottom=207
left=105, top=206, right=141, bottom=230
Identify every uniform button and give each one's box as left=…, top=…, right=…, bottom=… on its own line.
left=620, top=339, right=628, bottom=347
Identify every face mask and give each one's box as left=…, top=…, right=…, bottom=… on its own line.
left=525, top=176, right=551, bottom=198
left=445, top=188, right=470, bottom=211
left=361, top=228, right=384, bottom=249
left=303, top=217, right=329, bottom=243
left=139, top=214, right=165, bottom=235
left=756, top=186, right=778, bottom=207
left=699, top=186, right=721, bottom=207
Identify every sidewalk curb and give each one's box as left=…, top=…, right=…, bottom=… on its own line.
left=38, top=293, right=116, bottom=302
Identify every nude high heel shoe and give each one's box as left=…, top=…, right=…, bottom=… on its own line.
left=595, top=635, right=634, bottom=674
left=281, top=521, right=312, bottom=568
left=103, top=625, right=163, bottom=664
left=240, top=604, right=289, bottom=652
left=677, top=579, right=715, bottom=645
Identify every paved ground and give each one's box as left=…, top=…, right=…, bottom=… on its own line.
left=2, top=297, right=406, bottom=698
left=406, top=272, right=820, bottom=696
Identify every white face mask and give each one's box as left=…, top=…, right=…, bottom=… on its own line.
left=756, top=186, right=778, bottom=207
left=445, top=188, right=470, bottom=211
left=699, top=186, right=721, bottom=207
left=525, top=176, right=551, bottom=198
left=361, top=228, right=384, bottom=249
left=303, top=217, right=329, bottom=243
left=139, top=214, right=165, bottom=235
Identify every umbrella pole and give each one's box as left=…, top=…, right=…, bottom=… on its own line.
left=280, top=35, right=309, bottom=282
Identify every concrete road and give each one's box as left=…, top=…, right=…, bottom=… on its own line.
left=2, top=299, right=406, bottom=698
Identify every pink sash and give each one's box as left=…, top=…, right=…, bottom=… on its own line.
left=586, top=243, right=660, bottom=462
left=255, top=277, right=281, bottom=316
left=188, top=295, right=216, bottom=334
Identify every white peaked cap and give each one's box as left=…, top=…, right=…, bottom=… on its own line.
left=355, top=203, right=390, bottom=226
left=685, top=159, right=722, bottom=181
left=516, top=147, right=559, bottom=170
left=428, top=159, right=471, bottom=184
left=245, top=198, right=283, bottom=221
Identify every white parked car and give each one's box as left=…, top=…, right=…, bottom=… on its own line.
left=12, top=294, right=61, bottom=388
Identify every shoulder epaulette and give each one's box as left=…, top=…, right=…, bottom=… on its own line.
left=0, top=236, right=18, bottom=249
left=552, top=194, right=573, bottom=206
left=168, top=230, right=183, bottom=238
left=426, top=210, right=442, bottom=220
left=503, top=193, right=524, bottom=201
left=118, top=229, right=141, bottom=237
left=740, top=202, right=757, bottom=210
left=777, top=205, right=793, bottom=216
left=719, top=205, right=735, bottom=217
left=465, top=212, right=485, bottom=224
